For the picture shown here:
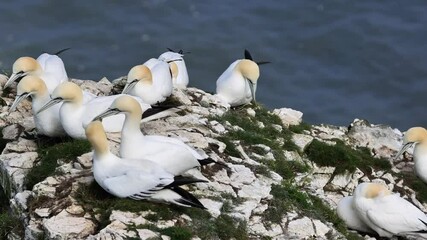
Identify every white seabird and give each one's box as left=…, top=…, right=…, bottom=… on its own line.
left=37, top=81, right=149, bottom=139
left=93, top=95, right=220, bottom=175
left=353, top=182, right=427, bottom=238
left=9, top=75, right=66, bottom=137
left=216, top=50, right=269, bottom=107
left=5, top=51, right=69, bottom=93
left=122, top=58, right=173, bottom=105
left=336, top=196, right=374, bottom=233
left=85, top=120, right=206, bottom=208
left=158, top=49, right=189, bottom=89
left=395, top=127, right=427, bottom=184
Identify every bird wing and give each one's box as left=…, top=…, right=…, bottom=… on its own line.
left=103, top=163, right=174, bottom=199
left=144, top=135, right=208, bottom=159
left=366, top=194, right=427, bottom=234
left=36, top=53, right=50, bottom=70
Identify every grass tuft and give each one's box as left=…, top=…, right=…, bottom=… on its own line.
left=304, top=139, right=391, bottom=175
left=26, top=138, right=91, bottom=189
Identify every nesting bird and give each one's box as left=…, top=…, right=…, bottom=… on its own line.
left=93, top=95, right=218, bottom=175
left=395, top=127, right=427, bottom=184
left=5, top=51, right=69, bottom=93
left=85, top=120, right=206, bottom=208
left=9, top=76, right=66, bottom=137
left=122, top=58, right=173, bottom=105
left=216, top=50, right=268, bottom=107
left=37, top=81, right=149, bottom=139
left=336, top=196, right=373, bottom=233
left=158, top=49, right=189, bottom=89
left=350, top=182, right=427, bottom=238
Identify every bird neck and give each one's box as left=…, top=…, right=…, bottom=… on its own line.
left=123, top=111, right=143, bottom=135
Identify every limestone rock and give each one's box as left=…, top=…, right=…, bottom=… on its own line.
left=43, top=210, right=96, bottom=239
left=272, top=108, right=303, bottom=126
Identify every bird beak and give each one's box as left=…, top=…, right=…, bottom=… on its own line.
left=394, top=142, right=414, bottom=161
left=37, top=97, right=63, bottom=114
left=92, top=108, right=121, bottom=122
left=10, top=92, right=31, bottom=112
left=247, top=79, right=257, bottom=104
left=122, top=79, right=139, bottom=94
left=4, top=72, right=26, bottom=88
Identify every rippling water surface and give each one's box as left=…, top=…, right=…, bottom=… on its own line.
left=0, top=1, right=426, bottom=130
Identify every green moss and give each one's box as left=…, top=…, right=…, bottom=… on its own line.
left=214, top=214, right=248, bottom=240
left=289, top=122, right=312, bottom=134
left=265, top=183, right=363, bottom=240
left=26, top=138, right=91, bottom=189
left=396, top=173, right=427, bottom=204
left=217, top=136, right=240, bottom=158
left=305, top=139, right=391, bottom=175
left=159, top=226, right=192, bottom=240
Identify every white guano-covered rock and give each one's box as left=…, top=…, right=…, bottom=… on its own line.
left=272, top=108, right=303, bottom=127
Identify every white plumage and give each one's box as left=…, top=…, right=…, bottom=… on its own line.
left=122, top=58, right=173, bottom=105
left=5, top=53, right=68, bottom=93
left=37, top=81, right=150, bottom=139
left=93, top=95, right=215, bottom=176
left=85, top=121, right=205, bottom=208
left=336, top=196, right=373, bottom=233
left=353, top=182, right=427, bottom=237
left=158, top=51, right=189, bottom=89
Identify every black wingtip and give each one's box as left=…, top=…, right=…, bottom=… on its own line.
left=172, top=186, right=206, bottom=209
left=141, top=104, right=179, bottom=120
left=198, top=158, right=228, bottom=168
left=166, top=176, right=208, bottom=188
left=244, top=49, right=253, bottom=60
left=167, top=47, right=175, bottom=52
left=256, top=61, right=271, bottom=65
left=54, top=47, right=71, bottom=56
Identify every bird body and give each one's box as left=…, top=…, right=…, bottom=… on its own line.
left=37, top=82, right=150, bottom=139
left=158, top=51, right=189, bottom=89
left=94, top=95, right=213, bottom=175
left=86, top=121, right=205, bottom=208
left=6, top=53, right=68, bottom=93
left=10, top=76, right=66, bottom=137
left=353, top=182, right=427, bottom=237
left=122, top=59, right=173, bottom=105
left=336, top=196, right=373, bottom=233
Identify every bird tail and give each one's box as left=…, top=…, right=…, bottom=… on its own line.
left=170, top=186, right=206, bottom=209
left=54, top=47, right=71, bottom=56
left=166, top=176, right=208, bottom=188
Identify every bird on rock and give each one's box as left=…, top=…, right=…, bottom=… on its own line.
left=85, top=120, right=206, bottom=208
left=216, top=49, right=269, bottom=107
left=395, top=127, right=427, bottom=184
left=37, top=81, right=149, bottom=139
left=93, top=95, right=220, bottom=175
left=337, top=196, right=374, bottom=233
left=5, top=49, right=69, bottom=93
left=9, top=76, right=66, bottom=137
left=158, top=48, right=189, bottom=89
left=122, top=58, right=173, bottom=105
left=353, top=182, right=427, bottom=238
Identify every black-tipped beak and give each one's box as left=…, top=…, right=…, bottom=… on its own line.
left=122, top=79, right=139, bottom=94
left=10, top=92, right=31, bottom=112
left=92, top=108, right=121, bottom=122
left=394, top=142, right=414, bottom=161
left=37, top=97, right=63, bottom=114
left=4, top=72, right=26, bottom=88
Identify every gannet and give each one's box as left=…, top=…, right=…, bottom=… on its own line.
left=5, top=51, right=69, bottom=93
left=216, top=50, right=269, bottom=107
left=85, top=120, right=206, bottom=208
left=9, top=76, right=66, bottom=137
left=93, top=95, right=219, bottom=175
left=353, top=182, right=427, bottom=237
left=37, top=81, right=150, bottom=139
left=158, top=49, right=189, bottom=89
left=337, top=196, right=374, bottom=233
left=122, top=58, right=173, bottom=105
left=395, top=127, right=427, bottom=184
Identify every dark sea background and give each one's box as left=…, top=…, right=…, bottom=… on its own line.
left=0, top=1, right=426, bottom=130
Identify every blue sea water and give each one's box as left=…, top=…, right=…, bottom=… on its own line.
left=0, top=0, right=426, bottom=130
